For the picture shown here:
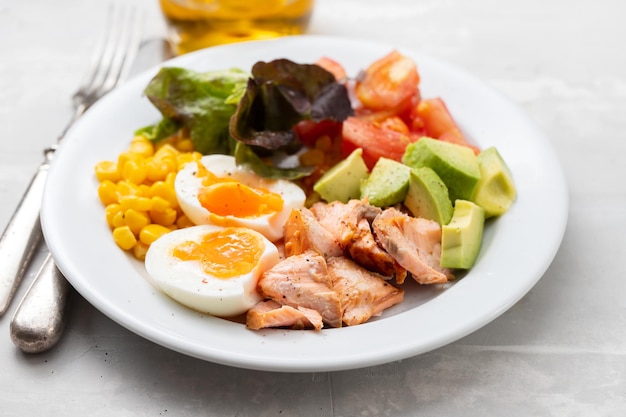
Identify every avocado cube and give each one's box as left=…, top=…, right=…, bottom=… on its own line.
left=360, top=157, right=411, bottom=207
left=404, top=167, right=453, bottom=225
left=441, top=200, right=485, bottom=269
left=313, top=148, right=369, bottom=203
left=472, top=147, right=516, bottom=217
left=402, top=137, right=481, bottom=203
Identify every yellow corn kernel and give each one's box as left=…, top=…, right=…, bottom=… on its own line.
left=94, top=160, right=121, bottom=182
left=175, top=139, right=194, bottom=152
left=123, top=209, right=150, bottom=235
left=104, top=203, right=122, bottom=228
left=163, top=156, right=179, bottom=173
left=128, top=138, right=154, bottom=157
left=117, top=151, right=139, bottom=173
left=119, top=195, right=153, bottom=212
left=144, top=159, right=162, bottom=182
left=299, top=148, right=325, bottom=167
left=176, top=152, right=196, bottom=168
left=165, top=171, right=177, bottom=186
left=132, top=241, right=150, bottom=261
left=138, top=184, right=152, bottom=198
left=150, top=196, right=170, bottom=211
left=186, top=151, right=202, bottom=163
left=176, top=214, right=195, bottom=229
left=150, top=207, right=177, bottom=227
left=139, top=224, right=171, bottom=245
left=149, top=181, right=178, bottom=208
left=111, top=210, right=126, bottom=228
left=154, top=143, right=179, bottom=159
left=113, top=225, right=137, bottom=250
left=315, top=135, right=333, bottom=152
left=116, top=180, right=141, bottom=198
left=145, top=158, right=173, bottom=182
left=98, top=180, right=119, bottom=205
left=121, top=159, right=147, bottom=184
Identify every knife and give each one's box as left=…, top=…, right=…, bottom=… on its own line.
left=9, top=38, right=173, bottom=353
left=9, top=253, right=70, bottom=353
left=0, top=158, right=47, bottom=316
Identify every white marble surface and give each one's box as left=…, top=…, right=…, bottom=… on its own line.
left=1, top=0, right=625, bottom=415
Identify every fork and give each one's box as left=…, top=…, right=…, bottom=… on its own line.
left=3, top=3, right=144, bottom=351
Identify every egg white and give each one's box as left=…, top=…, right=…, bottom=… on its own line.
left=144, top=224, right=280, bottom=317
left=174, top=154, right=306, bottom=242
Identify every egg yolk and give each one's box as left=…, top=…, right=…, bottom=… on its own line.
left=195, top=162, right=284, bottom=218
left=171, top=227, right=265, bottom=279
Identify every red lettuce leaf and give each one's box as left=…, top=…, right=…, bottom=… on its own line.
left=229, top=59, right=354, bottom=151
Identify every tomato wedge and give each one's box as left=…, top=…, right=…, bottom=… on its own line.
left=341, top=116, right=418, bottom=169
left=415, top=98, right=480, bottom=154
left=355, top=50, right=420, bottom=111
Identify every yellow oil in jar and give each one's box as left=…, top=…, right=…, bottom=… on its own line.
left=159, top=0, right=315, bottom=55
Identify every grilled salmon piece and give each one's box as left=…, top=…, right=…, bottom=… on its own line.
left=348, top=217, right=408, bottom=282
left=372, top=207, right=454, bottom=284
left=327, top=256, right=404, bottom=326
left=258, top=251, right=343, bottom=328
left=310, top=199, right=381, bottom=248
left=283, top=208, right=343, bottom=258
left=246, top=300, right=324, bottom=331
left=311, top=199, right=406, bottom=280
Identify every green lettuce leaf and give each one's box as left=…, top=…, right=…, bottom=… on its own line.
left=142, top=66, right=249, bottom=155
left=134, top=117, right=180, bottom=142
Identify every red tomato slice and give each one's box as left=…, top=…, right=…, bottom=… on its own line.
left=415, top=98, right=480, bottom=154
left=377, top=116, right=410, bottom=134
left=341, top=116, right=417, bottom=169
left=355, top=50, right=420, bottom=111
left=355, top=92, right=423, bottom=132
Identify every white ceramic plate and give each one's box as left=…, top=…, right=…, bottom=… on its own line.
left=41, top=36, right=568, bottom=372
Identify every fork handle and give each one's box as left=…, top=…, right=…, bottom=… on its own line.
left=10, top=252, right=70, bottom=353
left=0, top=161, right=49, bottom=316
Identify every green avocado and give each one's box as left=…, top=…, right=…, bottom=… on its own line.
left=404, top=167, right=453, bottom=225
left=472, top=147, right=516, bottom=217
left=360, top=157, right=411, bottom=207
left=402, top=137, right=481, bottom=203
left=440, top=200, right=485, bottom=269
left=313, top=148, right=369, bottom=203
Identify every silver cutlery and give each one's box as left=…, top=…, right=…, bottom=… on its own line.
left=5, top=3, right=144, bottom=352
left=10, top=254, right=70, bottom=353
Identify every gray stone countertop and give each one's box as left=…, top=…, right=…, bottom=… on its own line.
left=0, top=0, right=624, bottom=415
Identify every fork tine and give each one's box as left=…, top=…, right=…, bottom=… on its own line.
left=73, top=2, right=144, bottom=109
left=100, top=3, right=145, bottom=93
left=116, top=6, right=145, bottom=86
left=91, top=4, right=123, bottom=94
left=75, top=4, right=117, bottom=102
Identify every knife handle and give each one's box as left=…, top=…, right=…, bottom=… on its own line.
left=10, top=253, right=71, bottom=353
left=0, top=163, right=49, bottom=316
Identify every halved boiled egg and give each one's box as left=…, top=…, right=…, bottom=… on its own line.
left=145, top=224, right=280, bottom=317
left=175, top=154, right=306, bottom=241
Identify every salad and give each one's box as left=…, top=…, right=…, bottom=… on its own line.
left=94, top=50, right=516, bottom=331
